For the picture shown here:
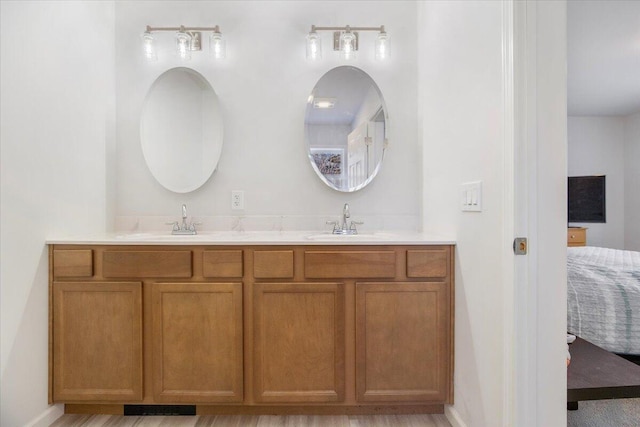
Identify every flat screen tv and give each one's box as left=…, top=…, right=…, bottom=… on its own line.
left=568, top=175, right=606, bottom=223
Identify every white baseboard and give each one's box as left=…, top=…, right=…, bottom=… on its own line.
left=25, top=404, right=64, bottom=427
left=445, top=405, right=468, bottom=427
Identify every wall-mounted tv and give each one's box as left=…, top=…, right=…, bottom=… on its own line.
left=568, top=175, right=606, bottom=223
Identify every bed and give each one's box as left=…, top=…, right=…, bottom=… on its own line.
left=567, top=246, right=640, bottom=355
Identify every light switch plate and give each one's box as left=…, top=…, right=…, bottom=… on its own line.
left=460, top=181, right=482, bottom=212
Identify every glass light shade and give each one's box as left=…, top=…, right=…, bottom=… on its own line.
left=306, top=31, right=322, bottom=60
left=375, top=32, right=389, bottom=60
left=176, top=32, right=191, bottom=60
left=142, top=32, right=157, bottom=61
left=209, top=32, right=226, bottom=59
left=339, top=31, right=356, bottom=60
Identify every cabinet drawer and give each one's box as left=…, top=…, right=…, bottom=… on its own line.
left=203, top=250, right=243, bottom=278
left=103, top=251, right=192, bottom=278
left=305, top=251, right=396, bottom=279
left=567, top=228, right=586, bottom=247
left=53, top=249, right=93, bottom=278
left=407, top=248, right=449, bottom=278
left=254, top=250, right=294, bottom=279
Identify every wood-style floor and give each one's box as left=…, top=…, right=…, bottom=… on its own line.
left=50, top=414, right=452, bottom=427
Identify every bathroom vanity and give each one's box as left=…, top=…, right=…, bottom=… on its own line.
left=48, top=233, right=454, bottom=415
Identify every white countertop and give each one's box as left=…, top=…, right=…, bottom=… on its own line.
left=46, top=230, right=455, bottom=246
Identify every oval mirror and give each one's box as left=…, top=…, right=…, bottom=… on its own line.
left=304, top=66, right=388, bottom=192
left=141, top=67, right=223, bottom=193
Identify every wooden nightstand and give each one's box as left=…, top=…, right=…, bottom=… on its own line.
left=567, top=227, right=587, bottom=247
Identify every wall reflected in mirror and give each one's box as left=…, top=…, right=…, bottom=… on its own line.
left=304, top=66, right=388, bottom=192
left=140, top=67, right=223, bottom=193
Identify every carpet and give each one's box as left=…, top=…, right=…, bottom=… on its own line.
left=568, top=398, right=640, bottom=427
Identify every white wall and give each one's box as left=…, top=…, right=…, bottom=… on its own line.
left=418, top=2, right=508, bottom=425
left=419, top=2, right=568, bottom=426
left=624, top=113, right=640, bottom=250
left=568, top=116, right=626, bottom=248
left=0, top=2, right=115, bottom=426
left=114, top=1, right=420, bottom=232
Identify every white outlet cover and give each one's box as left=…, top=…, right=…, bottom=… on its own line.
left=231, top=190, right=244, bottom=210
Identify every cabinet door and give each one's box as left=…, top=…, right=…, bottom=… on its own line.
left=53, top=281, right=143, bottom=402
left=254, top=282, right=345, bottom=403
left=151, top=282, right=243, bottom=402
left=356, top=282, right=450, bottom=403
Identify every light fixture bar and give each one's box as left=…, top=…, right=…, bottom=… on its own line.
left=311, top=25, right=384, bottom=32
left=143, top=25, right=225, bottom=61
left=146, top=25, right=221, bottom=33
left=307, top=25, right=389, bottom=61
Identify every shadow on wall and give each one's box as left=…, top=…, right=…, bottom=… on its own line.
left=449, top=250, right=488, bottom=426
left=1, top=247, right=61, bottom=427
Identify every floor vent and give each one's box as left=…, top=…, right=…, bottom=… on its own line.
left=124, top=405, right=196, bottom=416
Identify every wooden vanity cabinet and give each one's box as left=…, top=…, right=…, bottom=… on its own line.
left=50, top=243, right=454, bottom=413
left=355, top=281, right=450, bottom=402
left=151, top=282, right=243, bottom=403
left=253, top=282, right=345, bottom=403
left=52, top=281, right=143, bottom=402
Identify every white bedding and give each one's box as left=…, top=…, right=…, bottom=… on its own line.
left=567, top=246, right=640, bottom=355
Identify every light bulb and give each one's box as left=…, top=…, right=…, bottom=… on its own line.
left=142, top=31, right=157, bottom=61
left=176, top=31, right=191, bottom=60
left=375, top=30, right=389, bottom=61
left=306, top=30, right=322, bottom=60
left=340, top=31, right=356, bottom=60
left=209, top=31, right=226, bottom=59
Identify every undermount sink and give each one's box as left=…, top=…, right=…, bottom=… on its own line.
left=304, top=232, right=397, bottom=241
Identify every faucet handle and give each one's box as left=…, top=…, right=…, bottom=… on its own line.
left=166, top=221, right=180, bottom=231
left=326, top=220, right=339, bottom=232
left=189, top=221, right=202, bottom=232
left=350, top=220, right=363, bottom=232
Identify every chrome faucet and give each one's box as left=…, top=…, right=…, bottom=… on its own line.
left=167, top=204, right=199, bottom=235
left=342, top=203, right=351, bottom=229
left=327, top=203, right=363, bottom=235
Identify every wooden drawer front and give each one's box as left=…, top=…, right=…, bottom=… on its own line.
left=103, top=251, right=192, bottom=278
left=407, top=248, right=449, bottom=278
left=568, top=228, right=586, bottom=247
left=305, top=251, right=396, bottom=279
left=203, top=250, right=243, bottom=278
left=254, top=250, right=294, bottom=279
left=53, top=249, right=93, bottom=278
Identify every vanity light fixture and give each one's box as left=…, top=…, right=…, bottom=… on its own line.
left=142, top=30, right=157, bottom=61
left=143, top=25, right=225, bottom=61
left=306, top=26, right=322, bottom=60
left=306, top=25, right=389, bottom=61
